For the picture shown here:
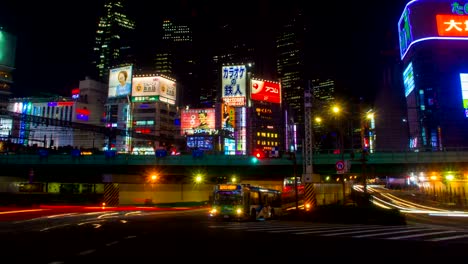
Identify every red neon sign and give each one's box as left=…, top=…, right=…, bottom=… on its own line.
left=76, top=108, right=90, bottom=115
left=436, top=14, right=468, bottom=37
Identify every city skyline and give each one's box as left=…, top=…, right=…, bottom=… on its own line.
left=0, top=0, right=408, bottom=102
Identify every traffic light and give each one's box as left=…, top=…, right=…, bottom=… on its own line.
left=251, top=150, right=265, bottom=164
left=253, top=150, right=265, bottom=159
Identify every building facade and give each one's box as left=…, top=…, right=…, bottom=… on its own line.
left=399, top=0, right=468, bottom=150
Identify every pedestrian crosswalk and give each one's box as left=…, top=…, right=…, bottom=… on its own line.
left=207, top=221, right=468, bottom=243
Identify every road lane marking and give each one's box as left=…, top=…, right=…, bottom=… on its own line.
left=427, top=234, right=468, bottom=241
left=353, top=228, right=430, bottom=238
left=385, top=230, right=458, bottom=240
left=321, top=226, right=409, bottom=236
left=295, top=226, right=376, bottom=235
left=78, top=249, right=96, bottom=256
left=106, top=241, right=119, bottom=246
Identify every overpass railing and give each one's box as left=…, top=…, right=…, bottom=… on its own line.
left=2, top=149, right=468, bottom=166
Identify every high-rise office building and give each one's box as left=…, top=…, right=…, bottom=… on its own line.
left=157, top=19, right=195, bottom=107
left=312, top=79, right=335, bottom=103
left=275, top=9, right=308, bottom=151
left=91, top=0, right=136, bottom=82
left=398, top=0, right=468, bottom=150
left=374, top=31, right=409, bottom=152
left=203, top=23, right=257, bottom=108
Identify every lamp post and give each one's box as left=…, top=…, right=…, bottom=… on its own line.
left=332, top=105, right=347, bottom=204
left=361, top=109, right=374, bottom=195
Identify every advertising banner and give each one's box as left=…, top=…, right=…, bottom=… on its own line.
left=221, top=103, right=235, bottom=130
left=251, top=79, right=281, bottom=104
left=108, top=65, right=133, bottom=98
left=221, top=65, right=247, bottom=106
left=181, top=108, right=216, bottom=135
left=132, top=76, right=176, bottom=104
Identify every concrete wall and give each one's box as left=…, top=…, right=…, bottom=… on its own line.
left=314, top=182, right=352, bottom=205
left=118, top=183, right=214, bottom=205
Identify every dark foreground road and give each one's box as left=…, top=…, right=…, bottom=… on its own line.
left=1, top=209, right=467, bottom=263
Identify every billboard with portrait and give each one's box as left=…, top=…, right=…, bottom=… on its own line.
left=132, top=76, right=176, bottom=104
left=180, top=108, right=216, bottom=136
left=250, top=79, right=281, bottom=104
left=221, top=65, right=247, bottom=107
left=108, top=65, right=133, bottom=98
left=221, top=103, right=236, bottom=130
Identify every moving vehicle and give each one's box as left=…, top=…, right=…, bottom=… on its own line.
left=209, top=183, right=281, bottom=221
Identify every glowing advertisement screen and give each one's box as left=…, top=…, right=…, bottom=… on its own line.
left=221, top=103, right=236, bottom=131
left=221, top=65, right=247, bottom=107
left=132, top=76, right=176, bottom=104
left=460, top=73, right=468, bottom=117
left=224, top=138, right=235, bottom=155
left=250, top=79, right=281, bottom=104
left=403, top=62, right=415, bottom=97
left=108, top=65, right=133, bottom=98
left=398, top=1, right=468, bottom=60
left=180, top=108, right=216, bottom=135
left=187, top=136, right=214, bottom=150
left=0, top=29, right=16, bottom=68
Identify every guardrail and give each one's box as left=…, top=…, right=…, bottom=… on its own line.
left=2, top=150, right=468, bottom=166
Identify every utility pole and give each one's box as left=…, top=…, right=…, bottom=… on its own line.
left=302, top=82, right=319, bottom=210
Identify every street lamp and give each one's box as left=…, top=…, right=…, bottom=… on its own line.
left=194, top=174, right=204, bottom=184
left=231, top=176, right=237, bottom=183
left=331, top=104, right=347, bottom=204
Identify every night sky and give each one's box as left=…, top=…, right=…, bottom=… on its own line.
left=0, top=0, right=409, bottom=101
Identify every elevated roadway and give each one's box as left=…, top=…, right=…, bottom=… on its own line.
left=1, top=150, right=468, bottom=183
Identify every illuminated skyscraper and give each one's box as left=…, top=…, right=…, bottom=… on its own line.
left=312, top=79, right=335, bottom=103
left=157, top=19, right=195, bottom=107
left=91, top=0, right=135, bottom=82
left=276, top=9, right=308, bottom=151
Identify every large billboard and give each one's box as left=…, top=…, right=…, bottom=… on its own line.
left=108, top=65, right=133, bottom=98
left=399, top=0, right=468, bottom=60
left=250, top=79, right=281, bottom=104
left=221, top=65, right=247, bottom=107
left=222, top=103, right=236, bottom=132
left=0, top=29, right=16, bottom=68
left=132, top=76, right=176, bottom=104
left=180, top=108, right=216, bottom=136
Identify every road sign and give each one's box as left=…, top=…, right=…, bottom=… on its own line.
left=336, top=160, right=345, bottom=171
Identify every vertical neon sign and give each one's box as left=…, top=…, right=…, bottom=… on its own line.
left=459, top=73, right=468, bottom=117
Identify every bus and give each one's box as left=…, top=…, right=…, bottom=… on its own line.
left=209, top=183, right=282, bottom=221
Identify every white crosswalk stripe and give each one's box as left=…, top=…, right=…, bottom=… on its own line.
left=207, top=221, right=468, bottom=243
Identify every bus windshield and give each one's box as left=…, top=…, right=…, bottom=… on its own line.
left=213, top=191, right=242, bottom=205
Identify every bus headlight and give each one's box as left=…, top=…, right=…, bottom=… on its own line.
left=210, top=208, right=217, bottom=215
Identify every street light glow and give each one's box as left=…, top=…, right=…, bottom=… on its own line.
left=332, top=106, right=340, bottom=114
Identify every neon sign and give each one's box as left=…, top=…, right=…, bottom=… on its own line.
left=452, top=2, right=468, bottom=14
left=437, top=14, right=468, bottom=36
